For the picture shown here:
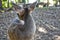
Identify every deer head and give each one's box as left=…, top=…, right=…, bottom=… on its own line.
left=12, top=1, right=37, bottom=20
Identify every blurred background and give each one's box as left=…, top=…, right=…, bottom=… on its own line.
left=0, top=0, right=60, bottom=40
left=0, top=0, right=60, bottom=8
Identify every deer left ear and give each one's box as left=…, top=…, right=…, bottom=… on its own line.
left=28, top=1, right=37, bottom=13
left=12, top=2, right=22, bottom=10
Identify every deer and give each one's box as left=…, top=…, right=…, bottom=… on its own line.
left=8, top=2, right=37, bottom=40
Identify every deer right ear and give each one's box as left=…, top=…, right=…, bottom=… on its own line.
left=28, top=1, right=37, bottom=13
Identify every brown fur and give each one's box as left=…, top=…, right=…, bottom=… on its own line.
left=8, top=2, right=37, bottom=40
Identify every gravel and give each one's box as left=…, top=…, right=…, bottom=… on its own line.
left=0, top=7, right=60, bottom=40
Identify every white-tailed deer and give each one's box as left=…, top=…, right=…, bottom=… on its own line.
left=8, top=2, right=37, bottom=40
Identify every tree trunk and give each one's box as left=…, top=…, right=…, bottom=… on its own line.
left=59, top=0, right=60, bottom=5
left=22, top=0, right=25, bottom=3
left=0, top=0, right=2, bottom=8
left=47, top=0, right=49, bottom=7
left=7, top=0, right=9, bottom=8
left=55, top=0, right=58, bottom=7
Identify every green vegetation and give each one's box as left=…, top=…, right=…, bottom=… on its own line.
left=1, top=0, right=27, bottom=8
left=0, top=0, right=60, bottom=9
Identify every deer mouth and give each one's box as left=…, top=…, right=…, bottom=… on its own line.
left=17, top=13, right=25, bottom=20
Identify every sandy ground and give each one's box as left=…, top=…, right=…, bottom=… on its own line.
left=0, top=7, right=60, bottom=40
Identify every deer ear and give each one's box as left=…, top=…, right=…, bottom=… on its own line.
left=12, top=2, right=22, bottom=10
left=29, top=1, right=37, bottom=13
